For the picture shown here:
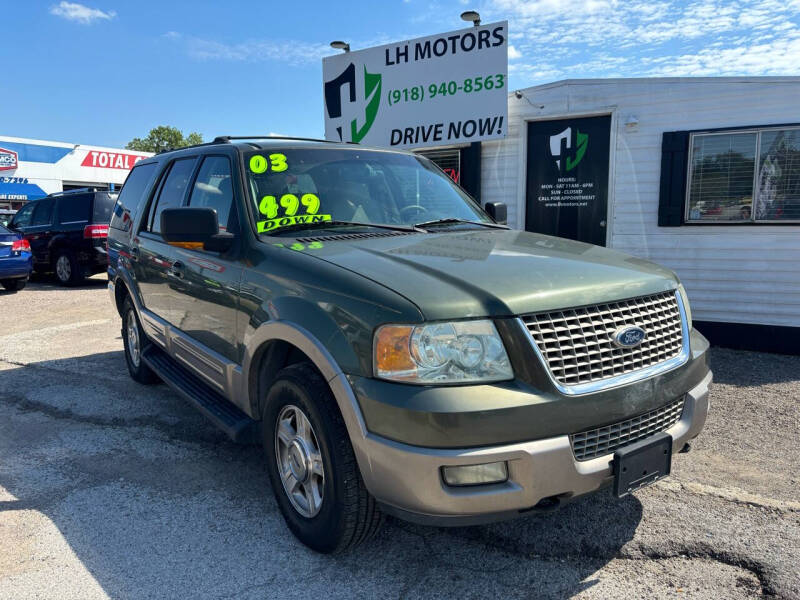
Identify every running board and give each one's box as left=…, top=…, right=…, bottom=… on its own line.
left=142, top=346, right=259, bottom=444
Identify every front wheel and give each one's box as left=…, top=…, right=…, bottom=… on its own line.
left=262, top=363, right=383, bottom=553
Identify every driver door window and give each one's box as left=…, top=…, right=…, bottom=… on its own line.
left=148, top=158, right=196, bottom=233
left=187, top=156, right=234, bottom=231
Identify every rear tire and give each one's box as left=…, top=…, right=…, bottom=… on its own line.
left=1, top=278, right=26, bottom=291
left=122, top=296, right=159, bottom=384
left=262, top=363, right=383, bottom=553
left=54, top=250, right=84, bottom=286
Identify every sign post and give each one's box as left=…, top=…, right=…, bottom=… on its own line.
left=323, top=22, right=508, bottom=149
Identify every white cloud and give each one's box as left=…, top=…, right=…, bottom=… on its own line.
left=643, top=32, right=800, bottom=76
left=483, top=0, right=800, bottom=86
left=164, top=33, right=331, bottom=66
left=49, top=2, right=115, bottom=24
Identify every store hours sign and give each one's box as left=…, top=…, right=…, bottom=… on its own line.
left=322, top=22, right=508, bottom=149
left=525, top=115, right=611, bottom=247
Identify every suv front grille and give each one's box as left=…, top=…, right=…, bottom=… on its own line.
left=570, top=397, right=685, bottom=461
left=522, top=291, right=684, bottom=389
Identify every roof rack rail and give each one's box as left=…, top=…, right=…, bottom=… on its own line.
left=155, top=135, right=359, bottom=155
left=212, top=135, right=356, bottom=145
left=50, top=187, right=108, bottom=196
left=155, top=140, right=221, bottom=155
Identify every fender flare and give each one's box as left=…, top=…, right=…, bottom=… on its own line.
left=111, top=267, right=144, bottom=316
left=241, top=320, right=372, bottom=473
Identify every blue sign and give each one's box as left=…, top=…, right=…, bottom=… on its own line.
left=0, top=178, right=47, bottom=201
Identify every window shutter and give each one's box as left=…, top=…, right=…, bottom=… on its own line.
left=658, top=131, right=690, bottom=226
left=460, top=142, right=481, bottom=202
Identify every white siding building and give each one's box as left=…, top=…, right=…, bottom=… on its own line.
left=480, top=77, right=800, bottom=349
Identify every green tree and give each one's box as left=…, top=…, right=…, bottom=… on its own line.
left=126, top=126, right=203, bottom=153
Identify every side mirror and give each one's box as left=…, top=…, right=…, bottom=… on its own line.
left=484, top=201, right=507, bottom=225
left=160, top=207, right=234, bottom=253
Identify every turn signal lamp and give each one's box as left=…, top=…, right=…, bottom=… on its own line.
left=375, top=325, right=416, bottom=375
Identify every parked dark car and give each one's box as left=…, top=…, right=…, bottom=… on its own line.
left=108, top=137, right=711, bottom=553
left=7, top=189, right=116, bottom=285
left=0, top=223, right=33, bottom=291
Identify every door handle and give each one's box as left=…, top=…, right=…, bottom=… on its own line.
left=170, top=260, right=186, bottom=279
left=599, top=220, right=607, bottom=228
left=130, top=246, right=140, bottom=261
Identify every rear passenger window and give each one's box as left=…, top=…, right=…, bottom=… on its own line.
left=111, top=163, right=157, bottom=232
left=32, top=198, right=54, bottom=226
left=58, top=196, right=91, bottom=224
left=149, top=158, right=196, bottom=234
left=187, top=156, right=234, bottom=231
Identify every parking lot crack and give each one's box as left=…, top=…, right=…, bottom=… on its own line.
left=441, top=526, right=782, bottom=598
left=657, top=479, right=800, bottom=513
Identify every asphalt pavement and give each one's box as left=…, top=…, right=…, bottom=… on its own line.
left=0, top=276, right=798, bottom=599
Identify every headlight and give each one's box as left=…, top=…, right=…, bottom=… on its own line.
left=374, top=320, right=513, bottom=384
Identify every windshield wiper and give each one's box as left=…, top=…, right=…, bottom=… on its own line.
left=266, top=220, right=421, bottom=236
left=413, top=218, right=509, bottom=230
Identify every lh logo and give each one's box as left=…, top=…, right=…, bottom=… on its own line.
left=324, top=62, right=382, bottom=143
left=549, top=127, right=588, bottom=172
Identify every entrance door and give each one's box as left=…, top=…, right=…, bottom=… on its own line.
left=525, top=115, right=611, bottom=246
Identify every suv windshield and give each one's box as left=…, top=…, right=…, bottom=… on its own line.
left=243, top=148, right=490, bottom=234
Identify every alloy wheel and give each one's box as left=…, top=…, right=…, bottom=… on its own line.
left=56, top=255, right=71, bottom=282
left=126, top=309, right=141, bottom=367
left=275, top=404, right=325, bottom=518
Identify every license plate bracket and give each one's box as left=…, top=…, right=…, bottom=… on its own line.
left=612, top=432, right=672, bottom=498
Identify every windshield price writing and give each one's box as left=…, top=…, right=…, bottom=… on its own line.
left=249, top=153, right=289, bottom=174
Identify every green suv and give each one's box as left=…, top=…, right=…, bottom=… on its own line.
left=107, top=136, right=711, bottom=553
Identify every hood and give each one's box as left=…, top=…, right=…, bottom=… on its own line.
left=293, top=229, right=679, bottom=321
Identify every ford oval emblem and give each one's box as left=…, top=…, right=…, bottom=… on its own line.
left=613, top=326, right=646, bottom=348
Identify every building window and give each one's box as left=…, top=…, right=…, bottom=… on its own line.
left=686, top=127, right=800, bottom=223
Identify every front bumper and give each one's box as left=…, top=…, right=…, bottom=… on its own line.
left=356, top=370, right=711, bottom=526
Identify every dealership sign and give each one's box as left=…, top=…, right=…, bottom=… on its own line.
left=81, top=150, right=149, bottom=170
left=0, top=147, right=18, bottom=172
left=323, top=21, right=508, bottom=149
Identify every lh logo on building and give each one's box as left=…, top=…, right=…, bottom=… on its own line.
left=549, top=127, right=588, bottom=172
left=0, top=147, right=19, bottom=172
left=324, top=62, right=382, bottom=143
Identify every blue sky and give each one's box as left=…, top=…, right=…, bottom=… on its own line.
left=6, top=0, right=800, bottom=148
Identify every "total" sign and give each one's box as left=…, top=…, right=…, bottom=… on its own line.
left=81, top=150, right=148, bottom=170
